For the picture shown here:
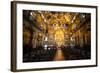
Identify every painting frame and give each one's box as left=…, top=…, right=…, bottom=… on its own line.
left=11, top=1, right=98, bottom=72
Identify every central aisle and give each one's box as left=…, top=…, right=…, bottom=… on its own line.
left=54, top=48, right=65, bottom=61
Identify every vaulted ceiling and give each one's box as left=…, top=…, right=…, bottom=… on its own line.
left=23, top=10, right=90, bottom=35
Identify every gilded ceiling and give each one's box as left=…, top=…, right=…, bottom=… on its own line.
left=23, top=10, right=90, bottom=36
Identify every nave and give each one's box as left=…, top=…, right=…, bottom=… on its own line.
left=23, top=10, right=91, bottom=62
